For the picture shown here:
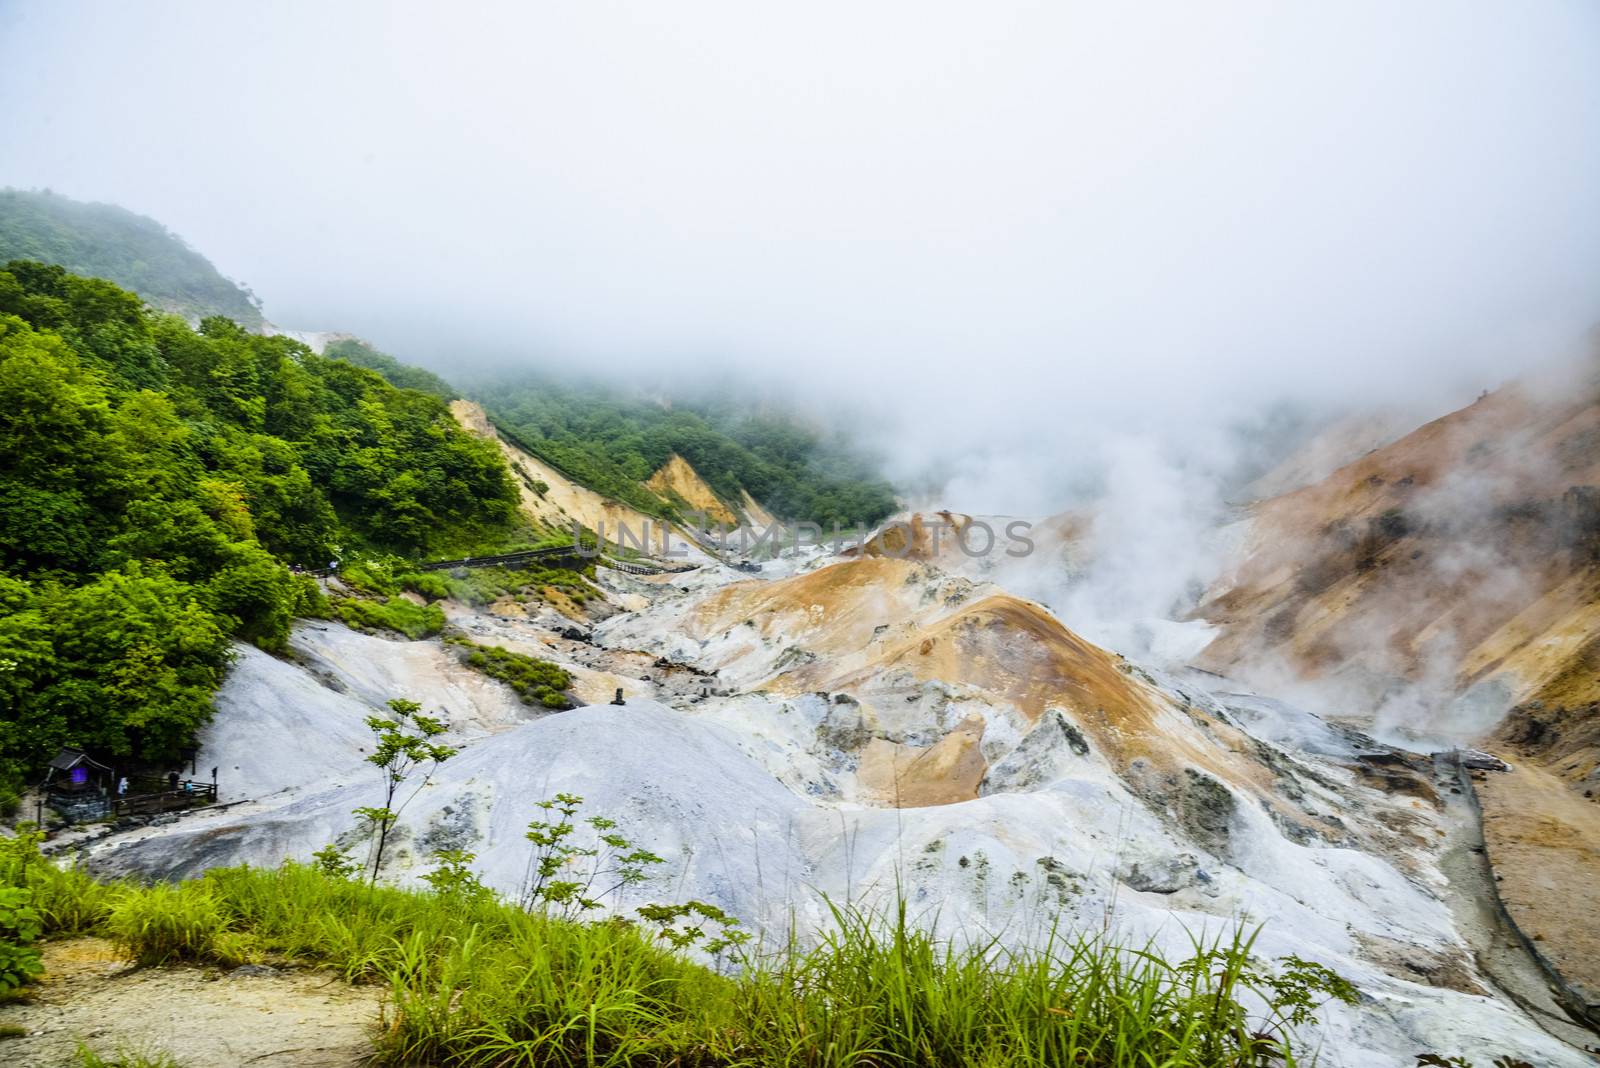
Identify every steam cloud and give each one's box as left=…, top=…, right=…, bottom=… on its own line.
left=3, top=1, right=1599, bottom=729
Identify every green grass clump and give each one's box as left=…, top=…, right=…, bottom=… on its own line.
left=0, top=830, right=112, bottom=937
left=403, top=572, right=452, bottom=600
left=75, top=1042, right=187, bottom=1067
left=438, top=566, right=522, bottom=607
left=105, top=881, right=228, bottom=966
left=330, top=596, right=445, bottom=640
left=440, top=563, right=597, bottom=608
left=2, top=828, right=1359, bottom=1067
left=338, top=558, right=453, bottom=603
left=14, top=874, right=1351, bottom=1065
left=733, top=903, right=1298, bottom=1068
left=447, top=638, right=572, bottom=708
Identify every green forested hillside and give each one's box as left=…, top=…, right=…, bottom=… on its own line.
left=323, top=337, right=455, bottom=399
left=478, top=373, right=899, bottom=528
left=0, top=189, right=264, bottom=328
left=0, top=190, right=896, bottom=529
left=0, top=261, right=520, bottom=787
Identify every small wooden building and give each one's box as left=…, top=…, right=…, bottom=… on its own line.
left=41, top=748, right=115, bottom=823
left=42, top=747, right=114, bottom=795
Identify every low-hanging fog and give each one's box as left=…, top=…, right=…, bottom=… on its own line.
left=4, top=1, right=1600, bottom=668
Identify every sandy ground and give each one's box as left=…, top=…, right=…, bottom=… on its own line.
left=1476, top=761, right=1600, bottom=1022
left=1433, top=765, right=1600, bottom=1055
left=0, top=939, right=381, bottom=1068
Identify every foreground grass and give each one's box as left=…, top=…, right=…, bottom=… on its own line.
left=74, top=1043, right=185, bottom=1068
left=2, top=835, right=1353, bottom=1067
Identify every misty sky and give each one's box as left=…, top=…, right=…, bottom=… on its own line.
left=3, top=1, right=1599, bottom=510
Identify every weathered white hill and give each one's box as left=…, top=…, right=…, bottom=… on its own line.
left=99, top=701, right=813, bottom=930
left=76, top=551, right=1596, bottom=1067
left=199, top=622, right=550, bottom=802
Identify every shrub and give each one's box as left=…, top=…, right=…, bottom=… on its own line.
left=518, top=793, right=664, bottom=916
left=311, top=843, right=359, bottom=880
left=353, top=699, right=456, bottom=884
left=420, top=849, right=491, bottom=904
left=402, top=572, right=451, bottom=601
left=0, top=826, right=115, bottom=935
left=0, top=886, right=43, bottom=990
left=330, top=596, right=444, bottom=640
left=452, top=639, right=572, bottom=708
left=440, top=564, right=597, bottom=608
left=289, top=573, right=329, bottom=618
left=338, top=560, right=401, bottom=597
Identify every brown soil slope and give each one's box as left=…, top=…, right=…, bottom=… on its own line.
left=1198, top=357, right=1600, bottom=1016
left=646, top=453, right=740, bottom=526
left=450, top=400, right=674, bottom=549
left=1474, top=762, right=1600, bottom=1019
left=1198, top=357, right=1600, bottom=749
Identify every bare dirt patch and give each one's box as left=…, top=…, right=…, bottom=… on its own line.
left=1476, top=761, right=1600, bottom=1021
left=0, top=938, right=381, bottom=1067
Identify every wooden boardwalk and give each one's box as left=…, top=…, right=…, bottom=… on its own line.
left=112, top=781, right=217, bottom=818
left=298, top=543, right=700, bottom=581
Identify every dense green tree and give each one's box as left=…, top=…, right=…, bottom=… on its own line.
left=40, top=566, right=234, bottom=763
left=0, top=263, right=521, bottom=788
left=323, top=338, right=455, bottom=399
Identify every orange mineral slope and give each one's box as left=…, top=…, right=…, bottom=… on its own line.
left=450, top=400, right=685, bottom=553
left=645, top=453, right=740, bottom=526
left=844, top=510, right=1088, bottom=581
left=688, top=556, right=1314, bottom=814
left=1195, top=355, right=1600, bottom=1004
left=1197, top=354, right=1600, bottom=737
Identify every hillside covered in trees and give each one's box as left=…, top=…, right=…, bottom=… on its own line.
left=0, top=261, right=521, bottom=791
left=0, top=190, right=898, bottom=531
left=0, top=189, right=264, bottom=328
left=322, top=336, right=455, bottom=399
left=476, top=372, right=899, bottom=529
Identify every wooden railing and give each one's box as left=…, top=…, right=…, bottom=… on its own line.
left=112, top=780, right=218, bottom=818
left=417, top=545, right=583, bottom=572
left=604, top=558, right=698, bottom=575
left=299, top=542, right=702, bottom=581
left=419, top=545, right=697, bottom=575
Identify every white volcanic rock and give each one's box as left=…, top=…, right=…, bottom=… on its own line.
left=196, top=622, right=545, bottom=803
left=99, top=701, right=812, bottom=931
left=83, top=560, right=1596, bottom=1068
left=199, top=643, right=375, bottom=802
left=283, top=622, right=538, bottom=735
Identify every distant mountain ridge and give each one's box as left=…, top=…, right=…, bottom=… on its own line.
left=0, top=190, right=899, bottom=529
left=0, top=188, right=263, bottom=328
left=474, top=370, right=900, bottom=529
